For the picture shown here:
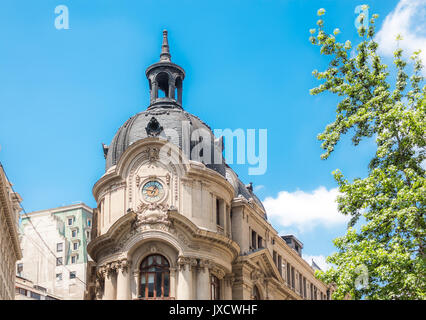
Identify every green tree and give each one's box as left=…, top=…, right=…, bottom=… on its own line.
left=309, top=6, right=426, bottom=299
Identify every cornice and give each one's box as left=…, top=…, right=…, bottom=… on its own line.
left=0, top=167, right=22, bottom=260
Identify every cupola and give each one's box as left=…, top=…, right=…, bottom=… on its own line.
left=145, top=30, right=185, bottom=109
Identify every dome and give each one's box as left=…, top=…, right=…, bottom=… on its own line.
left=104, top=106, right=226, bottom=176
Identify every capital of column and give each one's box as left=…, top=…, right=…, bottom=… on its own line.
left=199, top=259, right=213, bottom=272
left=117, top=258, right=131, bottom=273
left=177, top=256, right=198, bottom=271
left=212, top=266, right=226, bottom=280
left=224, top=273, right=236, bottom=286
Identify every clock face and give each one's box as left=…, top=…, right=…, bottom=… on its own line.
left=142, top=180, right=164, bottom=202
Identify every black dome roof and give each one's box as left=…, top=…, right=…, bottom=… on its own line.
left=105, top=107, right=226, bottom=176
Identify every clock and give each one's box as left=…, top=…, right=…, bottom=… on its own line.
left=142, top=180, right=164, bottom=202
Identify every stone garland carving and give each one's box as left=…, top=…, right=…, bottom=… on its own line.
left=142, top=147, right=160, bottom=164
left=177, top=257, right=227, bottom=280
left=98, top=258, right=131, bottom=277
left=177, top=256, right=198, bottom=271
left=135, top=202, right=171, bottom=227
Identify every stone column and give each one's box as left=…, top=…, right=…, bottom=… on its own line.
left=103, top=265, right=115, bottom=300
left=177, top=256, right=193, bottom=300
left=170, top=267, right=177, bottom=299
left=223, top=274, right=235, bottom=300
left=197, top=259, right=212, bottom=300
left=95, top=267, right=105, bottom=300
left=116, top=259, right=131, bottom=300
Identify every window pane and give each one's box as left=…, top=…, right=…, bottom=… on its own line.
left=148, top=274, right=154, bottom=297
left=155, top=272, right=163, bottom=297
left=164, top=273, right=169, bottom=297
left=140, top=276, right=146, bottom=298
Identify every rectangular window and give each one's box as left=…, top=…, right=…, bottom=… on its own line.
left=310, top=283, right=314, bottom=300
left=291, top=266, right=295, bottom=289
left=56, top=257, right=63, bottom=266
left=56, top=243, right=63, bottom=252
left=303, top=277, right=307, bottom=298
left=68, top=218, right=73, bottom=226
left=30, top=291, right=41, bottom=300
left=73, top=242, right=78, bottom=250
left=56, top=273, right=62, bottom=281
left=17, top=263, right=23, bottom=275
left=273, top=251, right=277, bottom=266
left=71, top=256, right=77, bottom=264
left=87, top=219, right=91, bottom=227
left=72, top=230, right=77, bottom=238
left=18, top=288, right=27, bottom=296
left=70, top=271, right=76, bottom=279
left=215, top=198, right=223, bottom=227
left=286, top=263, right=291, bottom=285
left=257, top=236, right=263, bottom=249
left=278, top=255, right=282, bottom=276
left=251, top=230, right=257, bottom=250
left=299, top=273, right=303, bottom=296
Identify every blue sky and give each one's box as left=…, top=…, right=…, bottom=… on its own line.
left=1, top=0, right=423, bottom=268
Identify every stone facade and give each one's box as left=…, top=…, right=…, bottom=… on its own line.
left=86, top=31, right=333, bottom=300
left=0, top=164, right=22, bottom=300
left=17, top=203, right=93, bottom=300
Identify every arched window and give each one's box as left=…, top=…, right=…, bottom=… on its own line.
left=156, top=72, right=169, bottom=98
left=253, top=285, right=261, bottom=300
left=210, top=275, right=220, bottom=300
left=139, top=254, right=170, bottom=299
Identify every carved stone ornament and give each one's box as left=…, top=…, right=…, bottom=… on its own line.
left=141, top=146, right=160, bottom=163
left=199, top=259, right=213, bottom=271
left=135, top=202, right=171, bottom=228
left=251, top=269, right=264, bottom=284
left=145, top=117, right=163, bottom=137
left=177, top=256, right=197, bottom=271
left=117, top=258, right=131, bottom=272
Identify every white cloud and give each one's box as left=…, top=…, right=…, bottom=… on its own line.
left=254, top=184, right=265, bottom=192
left=302, top=254, right=331, bottom=271
left=375, top=0, right=426, bottom=73
left=263, top=186, right=348, bottom=232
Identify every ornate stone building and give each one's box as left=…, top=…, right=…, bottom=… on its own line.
left=86, top=31, right=332, bottom=300
left=0, top=163, right=22, bottom=300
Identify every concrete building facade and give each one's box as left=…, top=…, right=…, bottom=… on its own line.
left=86, top=31, right=333, bottom=300
left=0, top=164, right=23, bottom=300
left=15, top=275, right=61, bottom=300
left=17, top=203, right=92, bottom=300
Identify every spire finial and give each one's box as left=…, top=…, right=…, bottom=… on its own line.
left=160, top=29, right=171, bottom=62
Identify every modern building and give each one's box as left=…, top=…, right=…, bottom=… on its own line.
left=85, top=31, right=333, bottom=300
left=15, top=275, right=61, bottom=300
left=0, top=163, right=23, bottom=300
left=17, top=203, right=92, bottom=300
